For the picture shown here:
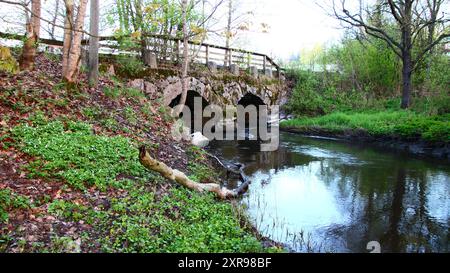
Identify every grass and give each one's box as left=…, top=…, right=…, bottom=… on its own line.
left=6, top=117, right=267, bottom=253
left=103, top=86, right=146, bottom=101
left=281, top=110, right=450, bottom=142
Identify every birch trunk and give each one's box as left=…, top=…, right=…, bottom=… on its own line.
left=62, top=0, right=74, bottom=77
left=62, top=0, right=88, bottom=83
left=88, top=0, right=99, bottom=86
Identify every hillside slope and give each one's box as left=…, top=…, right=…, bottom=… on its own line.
left=0, top=54, right=270, bottom=253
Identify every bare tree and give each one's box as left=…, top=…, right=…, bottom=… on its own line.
left=19, top=0, right=41, bottom=70
left=48, top=0, right=61, bottom=40
left=88, top=0, right=99, bottom=86
left=223, top=0, right=253, bottom=65
left=331, top=0, right=449, bottom=108
left=224, top=0, right=232, bottom=65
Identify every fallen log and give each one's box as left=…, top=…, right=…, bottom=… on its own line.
left=139, top=146, right=250, bottom=199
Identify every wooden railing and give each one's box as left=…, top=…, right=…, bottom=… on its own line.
left=139, top=34, right=281, bottom=74
left=0, top=32, right=283, bottom=77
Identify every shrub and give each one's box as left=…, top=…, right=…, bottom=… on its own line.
left=0, top=46, right=19, bottom=74
left=115, top=54, right=145, bottom=78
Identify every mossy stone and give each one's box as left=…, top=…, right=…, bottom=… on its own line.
left=0, top=46, right=19, bottom=74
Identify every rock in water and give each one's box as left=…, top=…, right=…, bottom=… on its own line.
left=0, top=46, right=19, bottom=74
left=191, top=132, right=210, bottom=148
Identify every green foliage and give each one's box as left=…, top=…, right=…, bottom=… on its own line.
left=122, top=87, right=146, bottom=100
left=284, top=70, right=369, bottom=116
left=124, top=106, right=138, bottom=125
left=82, top=106, right=103, bottom=120
left=186, top=146, right=220, bottom=183
left=188, top=162, right=218, bottom=183
left=328, top=38, right=400, bottom=95
left=48, top=200, right=105, bottom=225
left=103, top=85, right=146, bottom=101
left=0, top=189, right=32, bottom=223
left=10, top=118, right=265, bottom=252
left=115, top=55, right=146, bottom=78
left=108, top=0, right=204, bottom=43
left=12, top=120, right=152, bottom=190
left=103, top=86, right=122, bottom=99
left=281, top=111, right=450, bottom=142
left=0, top=46, right=19, bottom=74
left=102, top=187, right=263, bottom=253
left=285, top=35, right=448, bottom=116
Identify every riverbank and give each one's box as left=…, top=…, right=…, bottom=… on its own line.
left=281, top=111, right=450, bottom=159
left=0, top=53, right=277, bottom=253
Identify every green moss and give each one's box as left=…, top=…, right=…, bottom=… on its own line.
left=0, top=46, right=19, bottom=74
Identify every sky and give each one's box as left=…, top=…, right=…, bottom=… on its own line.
left=234, top=0, right=345, bottom=60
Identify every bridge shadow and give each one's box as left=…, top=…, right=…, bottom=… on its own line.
left=169, top=90, right=210, bottom=134
left=169, top=91, right=268, bottom=139
left=238, top=93, right=266, bottom=140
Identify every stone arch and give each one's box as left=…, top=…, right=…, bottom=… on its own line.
left=236, top=93, right=268, bottom=140
left=169, top=90, right=209, bottom=111
left=169, top=90, right=210, bottom=134
left=163, top=78, right=209, bottom=107
left=237, top=92, right=266, bottom=107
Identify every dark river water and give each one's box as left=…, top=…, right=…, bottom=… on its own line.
left=207, top=132, right=450, bottom=253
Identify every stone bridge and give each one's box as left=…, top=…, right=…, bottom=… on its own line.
left=127, top=71, right=288, bottom=111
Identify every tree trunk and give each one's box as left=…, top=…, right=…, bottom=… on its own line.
left=173, top=0, right=189, bottom=116
left=139, top=146, right=249, bottom=200
left=88, top=0, right=99, bottom=86
left=62, top=0, right=88, bottom=83
left=224, top=0, right=232, bottom=66
left=400, top=0, right=413, bottom=109
left=62, top=0, right=74, bottom=77
left=401, top=51, right=412, bottom=109
left=20, top=0, right=41, bottom=71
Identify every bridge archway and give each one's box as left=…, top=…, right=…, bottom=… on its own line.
left=237, top=93, right=266, bottom=140
left=169, top=90, right=210, bottom=133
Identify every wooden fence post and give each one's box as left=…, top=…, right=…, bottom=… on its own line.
left=263, top=55, right=266, bottom=71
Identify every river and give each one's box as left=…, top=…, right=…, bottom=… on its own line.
left=207, top=131, right=449, bottom=253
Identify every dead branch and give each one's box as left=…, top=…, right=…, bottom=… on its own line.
left=139, top=146, right=249, bottom=200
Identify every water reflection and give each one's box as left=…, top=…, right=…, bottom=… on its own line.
left=207, top=132, right=450, bottom=253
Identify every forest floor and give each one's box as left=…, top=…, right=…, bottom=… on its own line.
left=0, top=53, right=277, bottom=253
